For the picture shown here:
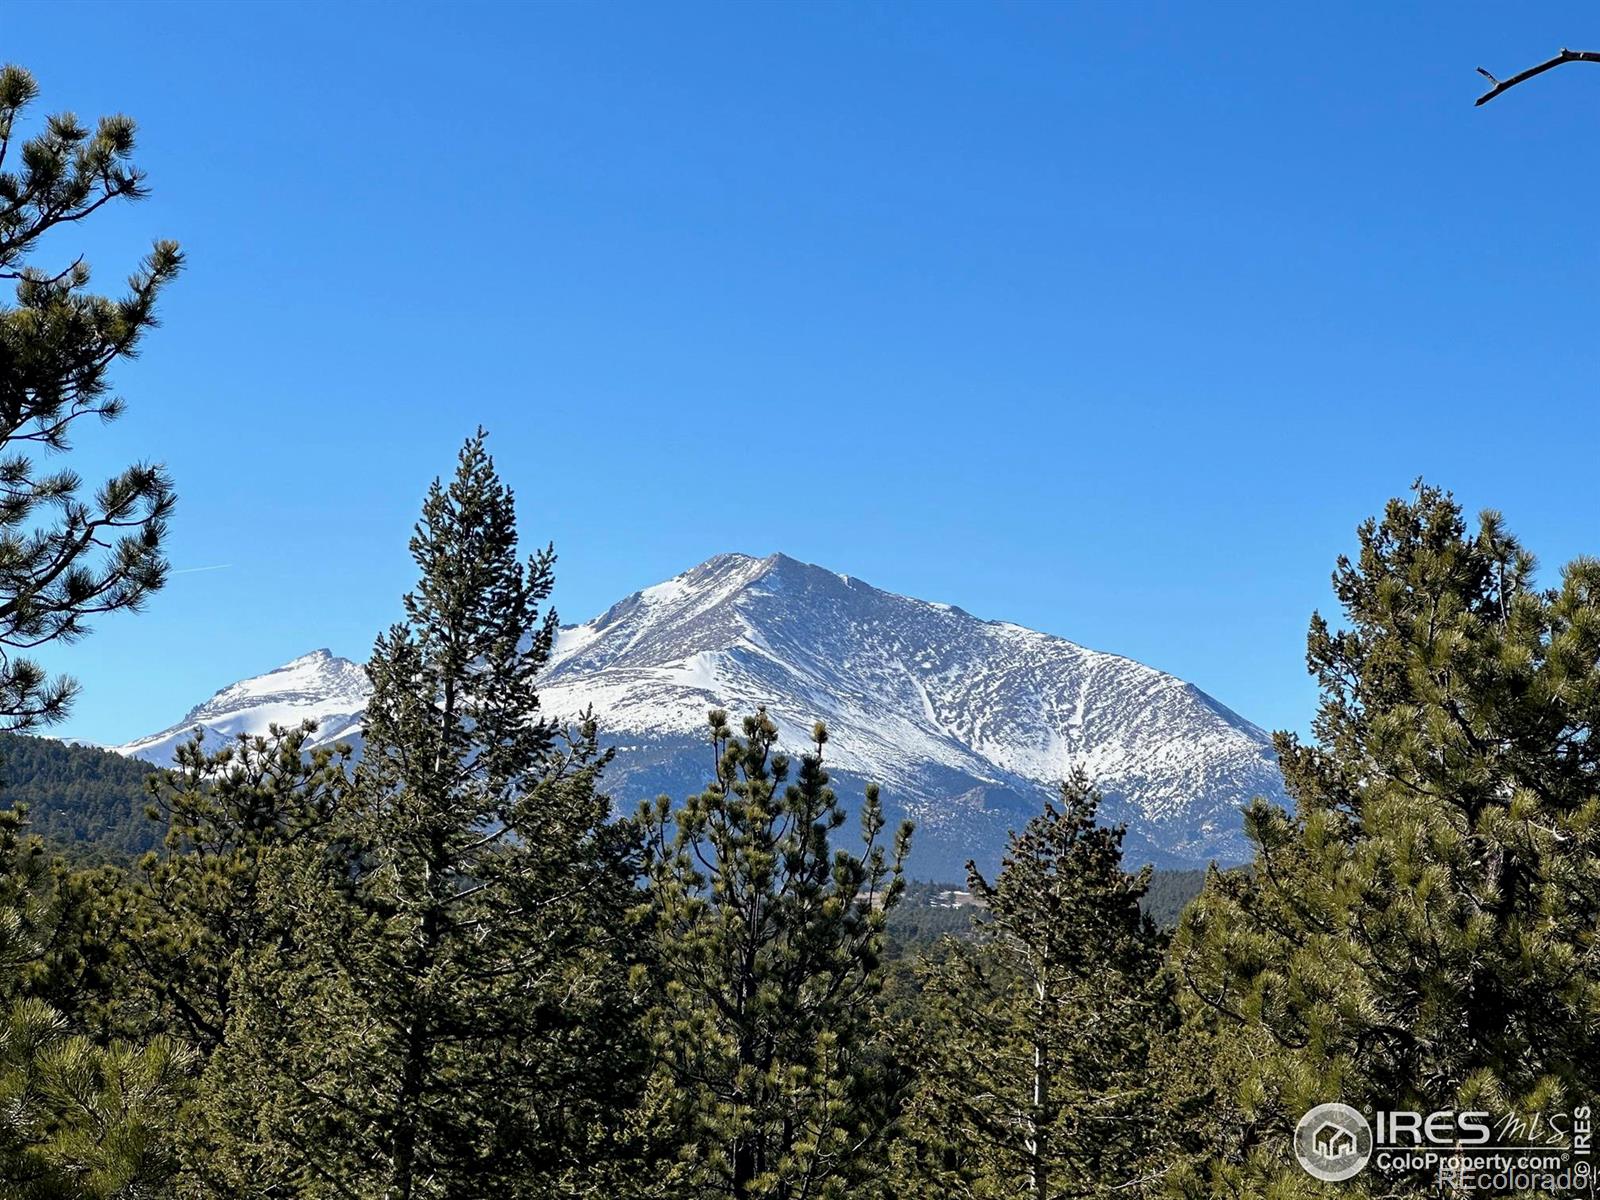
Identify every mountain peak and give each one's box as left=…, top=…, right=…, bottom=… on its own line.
left=539, top=552, right=1281, bottom=871
left=117, top=648, right=368, bottom=765
left=116, top=554, right=1284, bottom=874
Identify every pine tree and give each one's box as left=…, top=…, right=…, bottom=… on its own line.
left=0, top=63, right=181, bottom=730
left=1167, top=484, right=1600, bottom=1196
left=116, top=724, right=351, bottom=1057
left=62, top=724, right=353, bottom=1194
left=0, top=807, right=192, bottom=1197
left=229, top=432, right=643, bottom=1199
left=0, top=1001, right=191, bottom=1200
left=0, top=61, right=187, bottom=1197
left=892, top=770, right=1170, bottom=1200
left=638, top=708, right=913, bottom=1200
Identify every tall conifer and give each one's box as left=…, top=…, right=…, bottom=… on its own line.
left=1168, top=484, right=1600, bottom=1195
left=893, top=770, right=1169, bottom=1200
left=235, top=433, right=642, bottom=1199
left=0, top=63, right=181, bottom=731
left=0, top=62, right=188, bottom=1196
left=638, top=709, right=912, bottom=1199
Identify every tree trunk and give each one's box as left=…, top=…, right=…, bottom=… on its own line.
left=390, top=828, right=446, bottom=1200
left=1028, top=972, right=1049, bottom=1200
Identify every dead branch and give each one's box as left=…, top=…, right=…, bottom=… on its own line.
left=1476, top=48, right=1600, bottom=106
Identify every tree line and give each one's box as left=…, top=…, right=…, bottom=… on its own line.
left=4, top=64, right=1600, bottom=1200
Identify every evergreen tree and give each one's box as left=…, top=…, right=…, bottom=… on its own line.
left=892, top=770, right=1170, bottom=1200
left=1167, top=484, right=1600, bottom=1196
left=0, top=1001, right=191, bottom=1200
left=0, top=62, right=186, bottom=1193
left=115, top=724, right=350, bottom=1058
left=0, top=63, right=181, bottom=730
left=638, top=708, right=913, bottom=1200
left=0, top=807, right=192, bottom=1197
left=0, top=736, right=335, bottom=1197
left=227, top=432, right=642, bottom=1199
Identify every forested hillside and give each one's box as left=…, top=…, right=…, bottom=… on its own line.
left=0, top=725, right=1210, bottom=925
left=0, top=734, right=159, bottom=858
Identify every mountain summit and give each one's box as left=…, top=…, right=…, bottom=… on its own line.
left=117, top=553, right=1284, bottom=873
left=118, top=648, right=369, bottom=766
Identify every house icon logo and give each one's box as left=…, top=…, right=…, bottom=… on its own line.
left=1294, top=1102, right=1373, bottom=1182
left=1314, top=1122, right=1356, bottom=1158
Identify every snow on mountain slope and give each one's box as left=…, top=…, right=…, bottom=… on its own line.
left=115, top=554, right=1285, bottom=873
left=118, top=649, right=369, bottom=765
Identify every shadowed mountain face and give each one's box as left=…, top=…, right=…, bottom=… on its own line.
left=117, top=553, right=1284, bottom=875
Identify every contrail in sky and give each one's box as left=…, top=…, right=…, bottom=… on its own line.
left=170, top=564, right=233, bottom=576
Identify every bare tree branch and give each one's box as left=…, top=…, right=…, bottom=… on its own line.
left=1476, top=48, right=1600, bottom=106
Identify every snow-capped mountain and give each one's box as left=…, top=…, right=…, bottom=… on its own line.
left=117, top=553, right=1285, bottom=874
left=118, top=649, right=369, bottom=765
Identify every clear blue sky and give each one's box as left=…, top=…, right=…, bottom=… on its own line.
left=7, top=1, right=1598, bottom=745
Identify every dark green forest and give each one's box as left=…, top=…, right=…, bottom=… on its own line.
left=4, top=62, right=1598, bottom=1200
left=0, top=735, right=160, bottom=859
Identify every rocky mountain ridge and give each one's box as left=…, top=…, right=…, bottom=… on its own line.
left=117, top=553, right=1285, bottom=873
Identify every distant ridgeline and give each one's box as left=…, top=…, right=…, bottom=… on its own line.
left=0, top=733, right=1211, bottom=924
left=0, top=733, right=161, bottom=860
